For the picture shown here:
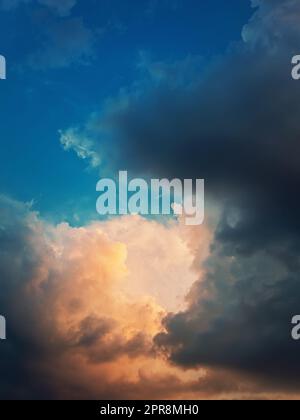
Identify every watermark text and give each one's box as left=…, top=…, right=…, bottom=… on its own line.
left=0, top=315, right=6, bottom=340
left=0, top=55, right=6, bottom=80
left=96, top=171, right=205, bottom=226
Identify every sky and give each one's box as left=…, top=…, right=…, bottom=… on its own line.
left=1, top=0, right=300, bottom=400
left=0, top=0, right=251, bottom=224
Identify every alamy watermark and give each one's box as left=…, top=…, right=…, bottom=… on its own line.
left=292, top=55, right=300, bottom=80
left=0, top=56, right=6, bottom=340
left=96, top=171, right=205, bottom=226
left=0, top=55, right=6, bottom=340
left=292, top=316, right=300, bottom=340
left=0, top=316, right=6, bottom=340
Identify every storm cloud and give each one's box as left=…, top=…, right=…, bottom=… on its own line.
left=60, top=0, right=300, bottom=392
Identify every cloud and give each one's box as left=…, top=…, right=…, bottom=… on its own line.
left=58, top=0, right=300, bottom=393
left=60, top=51, right=204, bottom=173
left=155, top=236, right=300, bottom=388
left=0, top=195, right=218, bottom=399
left=2, top=0, right=300, bottom=398
left=60, top=128, right=101, bottom=168
left=147, top=0, right=300, bottom=390
left=1, top=196, right=299, bottom=398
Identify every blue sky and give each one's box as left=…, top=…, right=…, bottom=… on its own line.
left=0, top=0, right=252, bottom=224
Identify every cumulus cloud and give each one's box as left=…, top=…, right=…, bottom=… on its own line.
left=0, top=195, right=219, bottom=399
left=1, top=195, right=300, bottom=399
left=2, top=195, right=297, bottom=399
left=155, top=238, right=300, bottom=388
left=2, top=0, right=300, bottom=399
left=59, top=52, right=205, bottom=170
left=101, top=215, right=211, bottom=312
left=57, top=0, right=300, bottom=394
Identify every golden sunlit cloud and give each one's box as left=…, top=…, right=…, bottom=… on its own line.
left=0, top=197, right=218, bottom=399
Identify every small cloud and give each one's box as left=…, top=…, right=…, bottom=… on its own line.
left=60, top=127, right=101, bottom=168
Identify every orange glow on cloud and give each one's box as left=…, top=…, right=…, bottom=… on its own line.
left=11, top=210, right=213, bottom=399
left=1, top=197, right=291, bottom=399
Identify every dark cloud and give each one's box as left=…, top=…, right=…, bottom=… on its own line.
left=148, top=0, right=300, bottom=388
left=155, top=241, right=300, bottom=389
left=60, top=0, right=300, bottom=391
left=2, top=0, right=300, bottom=397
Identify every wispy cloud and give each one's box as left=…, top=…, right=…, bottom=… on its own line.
left=60, top=128, right=101, bottom=168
